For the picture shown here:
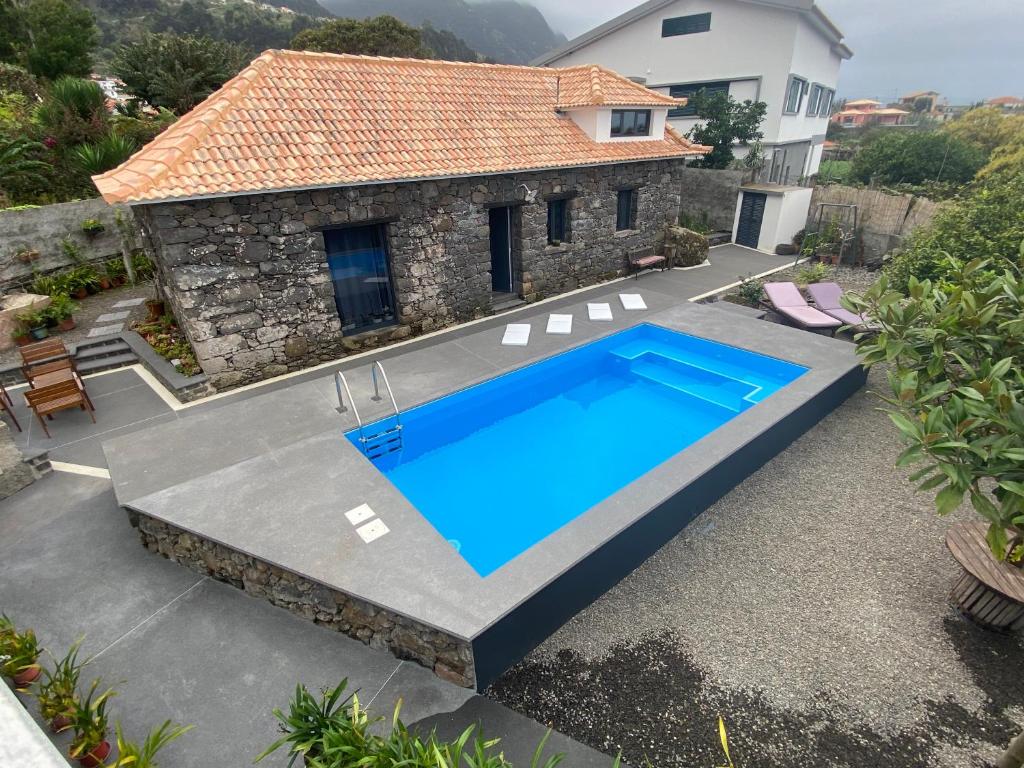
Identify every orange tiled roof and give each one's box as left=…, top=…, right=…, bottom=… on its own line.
left=93, top=50, right=705, bottom=205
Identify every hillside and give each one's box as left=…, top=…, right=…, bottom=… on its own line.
left=82, top=0, right=483, bottom=70
left=319, top=0, right=566, bottom=64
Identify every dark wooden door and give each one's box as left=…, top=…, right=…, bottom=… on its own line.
left=489, top=206, right=512, bottom=293
left=736, top=192, right=767, bottom=249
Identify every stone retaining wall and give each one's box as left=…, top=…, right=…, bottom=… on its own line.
left=134, top=513, right=477, bottom=687
left=677, top=167, right=746, bottom=232
left=135, top=160, right=687, bottom=389
left=0, top=199, right=129, bottom=290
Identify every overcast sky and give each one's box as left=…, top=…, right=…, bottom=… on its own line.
left=527, top=0, right=1023, bottom=104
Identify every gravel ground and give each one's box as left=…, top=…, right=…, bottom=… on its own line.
left=1, top=281, right=155, bottom=368
left=488, top=365, right=1024, bottom=768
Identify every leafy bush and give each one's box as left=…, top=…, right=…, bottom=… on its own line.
left=0, top=63, right=40, bottom=100
left=132, top=251, right=156, bottom=280
left=734, top=274, right=764, bottom=307
left=256, top=679, right=573, bottom=768
left=884, top=153, right=1024, bottom=292
left=110, top=720, right=193, bottom=768
left=845, top=262, right=1024, bottom=566
left=35, top=76, right=108, bottom=148
left=850, top=131, right=985, bottom=187
left=678, top=209, right=711, bottom=234
left=134, top=314, right=200, bottom=376
left=44, top=293, right=77, bottom=322
left=794, top=262, right=833, bottom=286
left=37, top=639, right=86, bottom=727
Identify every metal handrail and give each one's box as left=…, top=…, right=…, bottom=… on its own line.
left=370, top=360, right=401, bottom=429
left=334, top=370, right=363, bottom=434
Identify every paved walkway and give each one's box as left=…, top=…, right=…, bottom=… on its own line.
left=0, top=246, right=798, bottom=766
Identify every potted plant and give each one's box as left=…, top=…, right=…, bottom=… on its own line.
left=105, top=258, right=127, bottom=287
left=69, top=679, right=116, bottom=767
left=109, top=720, right=193, bottom=768
left=10, top=323, right=31, bottom=347
left=0, top=615, right=42, bottom=689
left=37, top=639, right=87, bottom=732
left=846, top=261, right=1024, bottom=629
left=45, top=293, right=78, bottom=332
left=67, top=265, right=100, bottom=299
left=145, top=298, right=166, bottom=322
left=81, top=218, right=105, bottom=237
left=17, top=309, right=49, bottom=341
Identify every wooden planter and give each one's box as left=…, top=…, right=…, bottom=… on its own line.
left=946, top=522, right=1024, bottom=632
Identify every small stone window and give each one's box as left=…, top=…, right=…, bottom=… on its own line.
left=610, top=109, right=652, bottom=137
left=547, top=198, right=570, bottom=245
left=616, top=189, right=638, bottom=231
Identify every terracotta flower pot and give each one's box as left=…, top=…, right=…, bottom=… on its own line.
left=50, top=714, right=73, bottom=733
left=12, top=665, right=39, bottom=687
left=146, top=299, right=166, bottom=321
left=14, top=334, right=31, bottom=346
left=75, top=740, right=111, bottom=768
left=99, top=278, right=112, bottom=290
left=58, top=317, right=76, bottom=332
left=73, top=288, right=88, bottom=300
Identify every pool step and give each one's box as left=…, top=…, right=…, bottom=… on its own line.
left=626, top=354, right=758, bottom=414
left=361, top=424, right=403, bottom=459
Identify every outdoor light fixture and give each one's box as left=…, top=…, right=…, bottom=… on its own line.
left=518, top=183, right=538, bottom=203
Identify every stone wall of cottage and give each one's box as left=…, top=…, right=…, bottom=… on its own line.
left=135, top=513, right=477, bottom=687
left=136, top=159, right=686, bottom=388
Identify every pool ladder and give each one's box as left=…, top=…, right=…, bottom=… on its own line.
left=335, top=361, right=404, bottom=459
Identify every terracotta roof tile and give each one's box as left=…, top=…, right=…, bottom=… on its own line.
left=94, top=50, right=705, bottom=204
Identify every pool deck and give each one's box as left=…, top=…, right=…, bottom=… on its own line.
left=101, top=250, right=864, bottom=688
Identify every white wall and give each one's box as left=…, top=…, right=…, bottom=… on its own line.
left=567, top=106, right=669, bottom=142
left=731, top=187, right=813, bottom=253
left=546, top=0, right=845, bottom=148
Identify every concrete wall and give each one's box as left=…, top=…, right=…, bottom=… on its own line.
left=678, top=167, right=746, bottom=231
left=138, top=159, right=687, bottom=389
left=0, top=199, right=129, bottom=290
left=541, top=0, right=845, bottom=147
left=807, top=184, right=944, bottom=265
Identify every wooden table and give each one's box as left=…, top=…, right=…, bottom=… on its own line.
left=946, top=522, right=1024, bottom=632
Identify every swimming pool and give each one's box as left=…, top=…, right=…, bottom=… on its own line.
left=348, top=324, right=807, bottom=577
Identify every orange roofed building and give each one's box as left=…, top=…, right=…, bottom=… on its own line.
left=831, top=99, right=908, bottom=127
left=94, top=50, right=708, bottom=388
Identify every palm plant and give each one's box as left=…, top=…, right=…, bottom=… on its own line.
left=255, top=679, right=359, bottom=767
left=68, top=678, right=116, bottom=762
left=35, top=77, right=108, bottom=147
left=110, top=720, right=193, bottom=768
left=0, top=136, right=50, bottom=193
left=37, top=639, right=87, bottom=730
left=73, top=132, right=138, bottom=175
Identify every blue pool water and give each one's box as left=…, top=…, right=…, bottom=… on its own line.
left=347, top=324, right=806, bottom=577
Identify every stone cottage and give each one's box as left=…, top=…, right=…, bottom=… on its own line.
left=94, top=50, right=708, bottom=388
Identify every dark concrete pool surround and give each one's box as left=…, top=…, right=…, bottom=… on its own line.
left=105, top=264, right=864, bottom=690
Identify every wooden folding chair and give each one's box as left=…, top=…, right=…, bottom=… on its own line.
left=19, top=338, right=70, bottom=368
left=23, top=380, right=95, bottom=438
left=0, top=392, right=20, bottom=432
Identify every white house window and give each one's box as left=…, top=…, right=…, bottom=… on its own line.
left=819, top=88, right=835, bottom=117
left=784, top=75, right=808, bottom=114
left=806, top=84, right=824, bottom=116
left=610, top=109, right=652, bottom=136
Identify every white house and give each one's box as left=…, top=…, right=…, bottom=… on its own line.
left=533, top=0, right=852, bottom=185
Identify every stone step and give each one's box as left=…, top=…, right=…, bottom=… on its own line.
left=76, top=351, right=139, bottom=376
left=75, top=338, right=133, bottom=363
left=491, top=297, right=527, bottom=313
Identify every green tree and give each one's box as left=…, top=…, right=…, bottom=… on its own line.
left=0, top=135, right=51, bottom=203
left=684, top=89, right=767, bottom=169
left=112, top=33, right=251, bottom=114
left=0, top=63, right=40, bottom=100
left=20, top=0, right=98, bottom=80
left=291, top=15, right=429, bottom=58
left=0, top=0, right=26, bottom=64
left=941, top=106, right=1024, bottom=157
left=850, top=131, right=985, bottom=186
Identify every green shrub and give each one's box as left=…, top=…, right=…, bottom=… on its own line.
left=678, top=209, right=711, bottom=234
left=851, top=131, right=985, bottom=187
left=256, top=679, right=573, bottom=768
left=845, top=262, right=1024, bottom=566
left=794, top=262, right=833, bottom=286
left=735, top=274, right=764, bottom=307
left=132, top=251, right=156, bottom=280
left=884, top=155, right=1024, bottom=292
left=73, top=132, right=138, bottom=176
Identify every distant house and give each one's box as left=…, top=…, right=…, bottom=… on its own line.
left=987, top=96, right=1024, bottom=113
left=93, top=50, right=708, bottom=387
left=531, top=0, right=853, bottom=186
left=899, top=90, right=943, bottom=114
left=831, top=100, right=908, bottom=127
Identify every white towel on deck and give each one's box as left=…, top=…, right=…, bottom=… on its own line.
left=501, top=323, right=531, bottom=346
left=546, top=314, right=573, bottom=334
left=619, top=293, right=647, bottom=310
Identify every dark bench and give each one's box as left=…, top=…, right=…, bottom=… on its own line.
left=627, top=247, right=667, bottom=279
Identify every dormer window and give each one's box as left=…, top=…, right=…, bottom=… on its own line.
left=610, top=109, right=652, bottom=137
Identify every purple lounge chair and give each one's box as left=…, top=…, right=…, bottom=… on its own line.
left=763, top=282, right=841, bottom=332
left=806, top=282, right=872, bottom=328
